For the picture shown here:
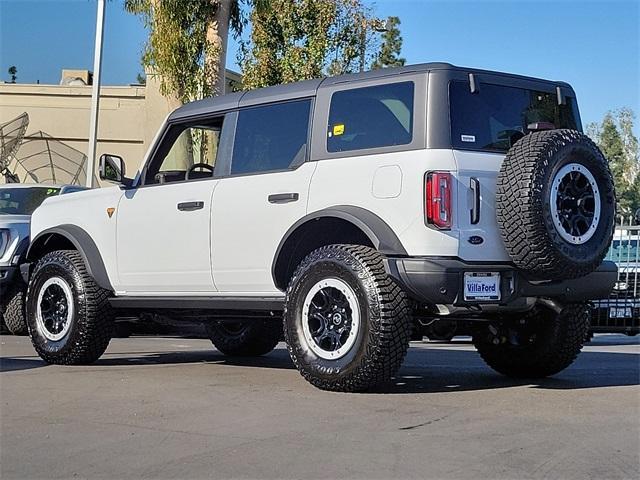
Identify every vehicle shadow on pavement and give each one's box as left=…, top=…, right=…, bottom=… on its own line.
left=380, top=348, right=640, bottom=394
left=88, top=343, right=640, bottom=394
left=94, top=347, right=296, bottom=370
left=0, top=356, right=48, bottom=373
left=3, top=344, right=638, bottom=395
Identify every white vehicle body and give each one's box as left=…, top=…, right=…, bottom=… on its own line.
left=28, top=63, right=615, bottom=307
left=24, top=63, right=620, bottom=390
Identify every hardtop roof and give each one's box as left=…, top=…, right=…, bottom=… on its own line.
left=169, top=62, right=573, bottom=121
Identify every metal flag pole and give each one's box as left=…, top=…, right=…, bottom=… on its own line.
left=86, top=0, right=106, bottom=188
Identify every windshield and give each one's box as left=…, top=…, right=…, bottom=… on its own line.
left=450, top=81, right=581, bottom=153
left=0, top=187, right=61, bottom=215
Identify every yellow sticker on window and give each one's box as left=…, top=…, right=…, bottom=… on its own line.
left=332, top=124, right=345, bottom=136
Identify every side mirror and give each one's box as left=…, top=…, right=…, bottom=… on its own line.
left=99, top=154, right=125, bottom=184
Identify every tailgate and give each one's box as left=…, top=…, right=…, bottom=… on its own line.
left=453, top=150, right=511, bottom=262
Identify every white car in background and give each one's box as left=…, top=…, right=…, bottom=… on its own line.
left=0, top=183, right=86, bottom=334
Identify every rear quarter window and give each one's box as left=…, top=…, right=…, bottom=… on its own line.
left=449, top=80, right=581, bottom=153
left=327, top=81, right=414, bottom=153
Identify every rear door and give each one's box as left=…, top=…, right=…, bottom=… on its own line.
left=211, top=99, right=315, bottom=293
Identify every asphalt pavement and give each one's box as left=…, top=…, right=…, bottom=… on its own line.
left=1, top=334, right=639, bottom=479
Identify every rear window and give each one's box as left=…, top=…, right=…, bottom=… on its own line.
left=231, top=100, right=311, bottom=175
left=450, top=81, right=581, bottom=153
left=0, top=187, right=60, bottom=215
left=327, top=82, right=414, bottom=153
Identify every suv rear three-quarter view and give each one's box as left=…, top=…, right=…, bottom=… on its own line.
left=22, top=63, right=617, bottom=392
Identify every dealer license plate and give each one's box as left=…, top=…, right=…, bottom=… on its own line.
left=609, top=307, right=632, bottom=319
left=464, top=272, right=501, bottom=301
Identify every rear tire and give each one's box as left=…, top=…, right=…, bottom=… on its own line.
left=473, top=303, right=590, bottom=378
left=2, top=285, right=27, bottom=335
left=284, top=245, right=412, bottom=392
left=205, top=321, right=281, bottom=356
left=26, top=250, right=114, bottom=364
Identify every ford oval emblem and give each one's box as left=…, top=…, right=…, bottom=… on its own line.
left=468, top=235, right=484, bottom=245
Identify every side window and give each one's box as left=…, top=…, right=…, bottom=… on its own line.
left=327, top=81, right=414, bottom=153
left=230, top=100, right=311, bottom=175
left=145, top=119, right=223, bottom=184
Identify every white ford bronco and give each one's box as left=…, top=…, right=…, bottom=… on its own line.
left=23, top=63, right=617, bottom=391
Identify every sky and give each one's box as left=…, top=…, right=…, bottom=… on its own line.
left=0, top=0, right=638, bottom=133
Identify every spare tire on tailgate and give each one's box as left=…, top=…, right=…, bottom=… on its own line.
left=496, top=129, right=615, bottom=280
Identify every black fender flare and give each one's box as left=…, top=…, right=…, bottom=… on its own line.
left=26, top=225, right=113, bottom=291
left=271, top=205, right=407, bottom=287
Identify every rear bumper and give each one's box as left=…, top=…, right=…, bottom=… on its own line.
left=385, top=257, right=617, bottom=309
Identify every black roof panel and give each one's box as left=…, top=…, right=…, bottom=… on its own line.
left=168, top=62, right=572, bottom=120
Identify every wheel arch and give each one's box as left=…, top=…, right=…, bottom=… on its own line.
left=26, top=225, right=113, bottom=291
left=272, top=206, right=407, bottom=291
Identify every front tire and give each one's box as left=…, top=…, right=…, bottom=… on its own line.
left=205, top=320, right=281, bottom=356
left=284, top=245, right=412, bottom=392
left=473, top=304, right=590, bottom=378
left=26, top=250, right=114, bottom=364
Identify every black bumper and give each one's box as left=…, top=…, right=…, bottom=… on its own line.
left=0, top=265, right=21, bottom=296
left=385, top=257, right=617, bottom=308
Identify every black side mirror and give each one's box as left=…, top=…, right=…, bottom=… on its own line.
left=99, top=154, right=125, bottom=184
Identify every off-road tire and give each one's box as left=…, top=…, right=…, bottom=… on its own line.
left=497, top=129, right=615, bottom=280
left=26, top=250, right=114, bottom=364
left=473, top=303, right=590, bottom=378
left=2, top=285, right=27, bottom=335
left=206, top=320, right=281, bottom=356
left=284, top=245, right=412, bottom=392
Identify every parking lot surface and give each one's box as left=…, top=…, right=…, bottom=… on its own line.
left=1, top=334, right=639, bottom=479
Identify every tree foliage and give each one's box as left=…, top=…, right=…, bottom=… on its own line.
left=124, top=0, right=243, bottom=104
left=587, top=108, right=640, bottom=216
left=8, top=66, right=17, bottom=83
left=371, top=16, right=405, bottom=69
left=239, top=0, right=380, bottom=90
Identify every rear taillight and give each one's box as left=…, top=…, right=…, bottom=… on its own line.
left=425, top=172, right=452, bottom=229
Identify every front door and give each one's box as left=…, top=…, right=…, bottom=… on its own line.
left=115, top=117, right=227, bottom=294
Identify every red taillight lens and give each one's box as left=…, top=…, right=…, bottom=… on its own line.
left=425, top=172, right=452, bottom=229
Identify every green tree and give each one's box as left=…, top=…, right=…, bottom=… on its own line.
left=587, top=108, right=640, bottom=215
left=371, top=16, right=405, bottom=69
left=124, top=0, right=245, bottom=107
left=8, top=66, right=17, bottom=83
left=240, top=0, right=381, bottom=89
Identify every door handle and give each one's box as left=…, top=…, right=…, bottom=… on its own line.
left=470, top=178, right=480, bottom=224
left=177, top=201, right=204, bottom=211
left=268, top=193, right=299, bottom=204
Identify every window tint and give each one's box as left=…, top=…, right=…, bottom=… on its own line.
left=327, top=82, right=414, bottom=153
left=0, top=187, right=60, bottom=215
left=230, top=100, right=311, bottom=175
left=450, top=81, right=581, bottom=153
